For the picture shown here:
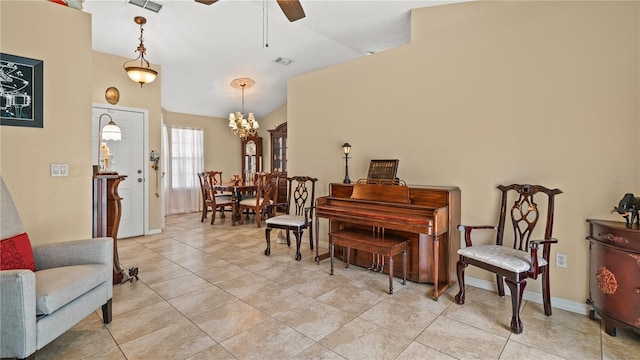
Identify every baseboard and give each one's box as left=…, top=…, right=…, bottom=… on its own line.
left=146, top=228, right=162, bottom=235
left=465, top=276, right=590, bottom=315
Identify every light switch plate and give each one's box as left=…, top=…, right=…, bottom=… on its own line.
left=51, top=163, right=68, bottom=177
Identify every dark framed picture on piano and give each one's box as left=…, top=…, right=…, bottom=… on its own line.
left=367, top=159, right=399, bottom=184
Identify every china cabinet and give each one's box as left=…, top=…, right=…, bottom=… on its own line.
left=269, top=123, right=287, bottom=208
left=241, top=135, right=262, bottom=184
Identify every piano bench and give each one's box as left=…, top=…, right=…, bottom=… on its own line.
left=329, top=229, right=410, bottom=294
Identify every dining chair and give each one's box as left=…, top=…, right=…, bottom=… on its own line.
left=208, top=171, right=232, bottom=198
left=206, top=171, right=233, bottom=224
left=264, top=176, right=317, bottom=261
left=197, top=172, right=214, bottom=223
left=455, top=183, right=562, bottom=334
left=238, top=172, right=276, bottom=227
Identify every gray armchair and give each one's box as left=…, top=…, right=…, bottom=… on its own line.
left=0, top=177, right=113, bottom=360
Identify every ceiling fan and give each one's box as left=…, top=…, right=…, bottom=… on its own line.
left=195, top=0, right=305, bottom=22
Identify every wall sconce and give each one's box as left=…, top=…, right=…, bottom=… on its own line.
left=342, top=142, right=351, bottom=184
left=96, top=114, right=121, bottom=173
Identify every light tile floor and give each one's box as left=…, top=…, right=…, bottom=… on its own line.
left=30, top=213, right=640, bottom=360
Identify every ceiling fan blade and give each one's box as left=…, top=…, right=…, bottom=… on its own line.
left=195, top=0, right=218, bottom=5
left=276, top=0, right=305, bottom=22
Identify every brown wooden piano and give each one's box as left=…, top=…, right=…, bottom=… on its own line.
left=314, top=182, right=460, bottom=300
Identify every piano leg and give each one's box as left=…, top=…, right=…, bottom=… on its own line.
left=330, top=238, right=335, bottom=276
left=388, top=255, right=394, bottom=294
left=345, top=247, right=350, bottom=268
left=402, top=248, right=407, bottom=285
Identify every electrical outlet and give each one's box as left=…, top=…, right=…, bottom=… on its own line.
left=555, top=253, right=567, bottom=268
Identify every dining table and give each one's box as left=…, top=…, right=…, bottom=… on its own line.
left=213, top=182, right=258, bottom=226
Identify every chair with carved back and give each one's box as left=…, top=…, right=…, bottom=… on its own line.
left=264, top=176, right=318, bottom=261
left=205, top=171, right=233, bottom=224
left=207, top=171, right=225, bottom=195
left=238, top=172, right=276, bottom=227
left=197, top=172, right=214, bottom=223
left=455, top=184, right=562, bottom=334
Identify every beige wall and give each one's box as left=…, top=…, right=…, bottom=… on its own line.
left=0, top=1, right=94, bottom=244
left=1, top=1, right=164, bottom=242
left=288, top=1, right=640, bottom=304
left=91, top=51, right=163, bottom=231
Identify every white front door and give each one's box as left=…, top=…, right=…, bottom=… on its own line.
left=92, top=106, right=145, bottom=239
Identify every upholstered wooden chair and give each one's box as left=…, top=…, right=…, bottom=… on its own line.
left=207, top=171, right=232, bottom=198
left=206, top=171, right=233, bottom=221
left=264, top=176, right=317, bottom=261
left=238, top=172, right=276, bottom=227
left=197, top=172, right=214, bottom=223
left=197, top=172, right=232, bottom=224
left=455, top=184, right=562, bottom=334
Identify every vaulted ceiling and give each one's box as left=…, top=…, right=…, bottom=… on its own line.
left=83, top=0, right=464, bottom=119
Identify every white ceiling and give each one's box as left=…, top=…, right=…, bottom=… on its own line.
left=83, top=0, right=463, bottom=120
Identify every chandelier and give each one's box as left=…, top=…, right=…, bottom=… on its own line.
left=123, top=16, right=158, bottom=87
left=228, top=77, right=259, bottom=139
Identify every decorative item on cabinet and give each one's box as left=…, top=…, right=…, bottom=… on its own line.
left=612, top=193, right=640, bottom=228
left=95, top=113, right=121, bottom=173
left=342, top=142, right=351, bottom=184
left=241, top=135, right=262, bottom=184
left=586, top=219, right=640, bottom=336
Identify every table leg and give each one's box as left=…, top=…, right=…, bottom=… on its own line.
left=231, top=188, right=242, bottom=226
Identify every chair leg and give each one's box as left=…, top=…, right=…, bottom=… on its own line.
left=265, top=227, right=272, bottom=256
left=286, top=230, right=291, bottom=247
left=309, top=223, right=314, bottom=250
left=210, top=208, right=216, bottom=225
left=454, top=259, right=467, bottom=304
left=201, top=205, right=207, bottom=222
left=542, top=267, right=552, bottom=316
left=496, top=274, right=505, bottom=297
left=505, top=278, right=527, bottom=334
left=294, top=229, right=302, bottom=261
left=102, top=298, right=112, bottom=324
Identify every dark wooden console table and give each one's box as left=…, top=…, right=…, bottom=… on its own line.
left=586, top=219, right=640, bottom=336
left=93, top=173, right=127, bottom=284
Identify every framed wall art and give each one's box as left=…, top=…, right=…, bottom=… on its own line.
left=1, top=53, right=44, bottom=128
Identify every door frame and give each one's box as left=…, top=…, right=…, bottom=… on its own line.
left=92, top=102, right=150, bottom=235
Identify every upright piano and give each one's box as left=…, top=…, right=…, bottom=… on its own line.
left=315, top=182, right=460, bottom=299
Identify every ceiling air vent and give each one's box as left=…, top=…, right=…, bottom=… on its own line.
left=129, top=0, right=163, bottom=13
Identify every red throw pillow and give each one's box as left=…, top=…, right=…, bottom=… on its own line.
left=1, top=233, right=36, bottom=271
left=48, top=0, right=68, bottom=6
